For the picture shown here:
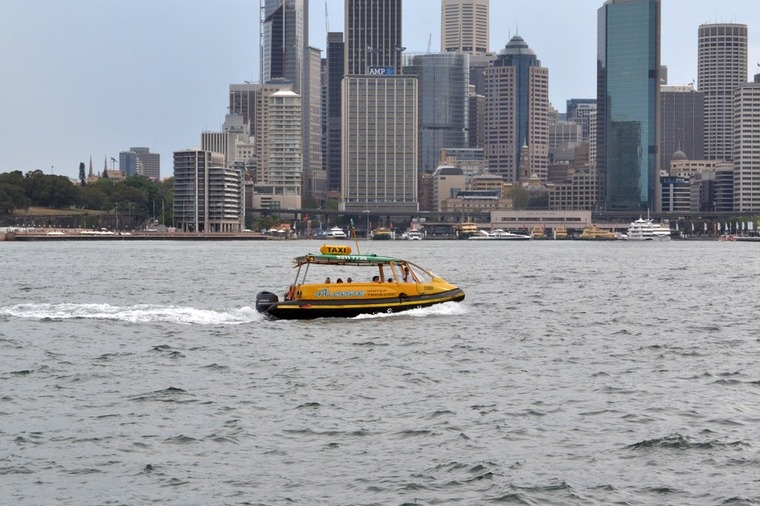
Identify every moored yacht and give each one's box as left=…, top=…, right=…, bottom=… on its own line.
left=625, top=218, right=671, bottom=241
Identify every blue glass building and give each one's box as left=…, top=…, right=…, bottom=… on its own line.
left=597, top=0, right=660, bottom=211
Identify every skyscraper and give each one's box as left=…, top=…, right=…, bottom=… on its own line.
left=261, top=0, right=321, bottom=199
left=344, top=0, right=402, bottom=76
left=324, top=32, right=345, bottom=192
left=341, top=0, right=418, bottom=212
left=405, top=53, right=470, bottom=174
left=698, top=23, right=748, bottom=161
left=659, top=85, right=704, bottom=172
left=597, top=0, right=660, bottom=212
left=119, top=147, right=160, bottom=180
left=484, top=35, right=549, bottom=183
left=441, top=0, right=489, bottom=55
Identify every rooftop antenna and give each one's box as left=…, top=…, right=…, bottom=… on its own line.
left=427, top=33, right=431, bottom=52
left=325, top=0, right=329, bottom=33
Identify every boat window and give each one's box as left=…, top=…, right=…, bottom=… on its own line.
left=406, top=262, right=434, bottom=284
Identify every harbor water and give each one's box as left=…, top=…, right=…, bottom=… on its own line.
left=1, top=239, right=759, bottom=505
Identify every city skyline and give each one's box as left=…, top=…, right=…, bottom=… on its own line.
left=2, top=0, right=760, bottom=179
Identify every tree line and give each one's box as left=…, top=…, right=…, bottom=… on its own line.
left=0, top=169, right=173, bottom=228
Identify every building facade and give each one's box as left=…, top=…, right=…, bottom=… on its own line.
left=341, top=76, right=418, bottom=212
left=698, top=23, right=748, bottom=161
left=341, top=0, right=417, bottom=213
left=404, top=53, right=470, bottom=174
left=659, top=85, right=704, bottom=171
left=484, top=35, right=549, bottom=183
left=119, top=147, right=160, bottom=180
left=440, top=0, right=489, bottom=55
left=733, top=78, right=760, bottom=211
left=324, top=32, right=345, bottom=192
left=173, top=149, right=244, bottom=232
left=344, top=0, right=402, bottom=76
left=597, top=0, right=660, bottom=211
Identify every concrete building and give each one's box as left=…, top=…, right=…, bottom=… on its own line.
left=341, top=76, right=418, bottom=212
left=261, top=90, right=303, bottom=208
left=661, top=176, right=691, bottom=212
left=698, top=23, right=748, bottom=161
left=229, top=83, right=260, bottom=135
left=660, top=85, right=704, bottom=170
left=430, top=166, right=467, bottom=212
left=173, top=149, right=244, bottom=232
left=549, top=121, right=583, bottom=164
left=597, top=0, right=661, bottom=212
left=341, top=0, right=417, bottom=213
left=201, top=114, right=254, bottom=169
left=119, top=147, right=160, bottom=180
left=547, top=167, right=598, bottom=211
left=404, top=53, right=470, bottom=174
left=468, top=86, right=486, bottom=148
left=484, top=34, right=549, bottom=183
left=566, top=99, right=597, bottom=142
left=441, top=0, right=489, bottom=55
left=733, top=76, right=760, bottom=211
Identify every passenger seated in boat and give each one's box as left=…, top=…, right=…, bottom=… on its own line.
left=372, top=275, right=380, bottom=282
left=336, top=278, right=343, bottom=283
left=387, top=278, right=394, bottom=283
left=325, top=277, right=331, bottom=283
left=346, top=277, right=352, bottom=283
left=402, top=267, right=410, bottom=282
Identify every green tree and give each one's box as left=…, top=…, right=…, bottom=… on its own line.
left=0, top=183, right=30, bottom=214
left=507, top=187, right=530, bottom=210
left=79, top=162, right=86, bottom=186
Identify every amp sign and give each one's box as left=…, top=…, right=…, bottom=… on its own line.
left=368, top=66, right=395, bottom=75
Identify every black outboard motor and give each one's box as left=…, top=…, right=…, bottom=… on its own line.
left=255, top=291, right=279, bottom=314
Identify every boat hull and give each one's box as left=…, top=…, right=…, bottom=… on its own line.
left=256, top=288, right=465, bottom=320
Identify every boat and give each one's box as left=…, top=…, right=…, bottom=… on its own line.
left=323, top=226, right=347, bottom=239
left=625, top=218, right=671, bottom=241
left=255, top=244, right=465, bottom=320
left=578, top=225, right=619, bottom=240
left=553, top=227, right=569, bottom=240
left=469, top=228, right=532, bottom=241
left=406, top=230, right=423, bottom=240
left=456, top=222, right=479, bottom=240
left=371, top=227, right=393, bottom=240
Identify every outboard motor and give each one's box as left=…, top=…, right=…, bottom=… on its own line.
left=255, top=291, right=279, bottom=314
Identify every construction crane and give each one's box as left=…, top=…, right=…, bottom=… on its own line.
left=325, top=0, right=329, bottom=33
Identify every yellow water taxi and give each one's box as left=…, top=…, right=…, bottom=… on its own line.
left=255, top=244, right=465, bottom=320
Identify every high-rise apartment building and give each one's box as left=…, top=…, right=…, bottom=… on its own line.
left=597, top=0, right=660, bottom=211
left=173, top=149, right=244, bottom=232
left=484, top=35, right=549, bottom=183
left=229, top=83, right=260, bottom=135
left=732, top=76, right=760, bottom=211
left=659, top=85, right=704, bottom=172
left=405, top=53, right=470, bottom=174
left=698, top=23, right=747, bottom=161
left=441, top=0, right=489, bottom=55
left=342, top=0, right=418, bottom=212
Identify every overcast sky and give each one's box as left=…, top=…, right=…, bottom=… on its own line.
left=2, top=0, right=759, bottom=179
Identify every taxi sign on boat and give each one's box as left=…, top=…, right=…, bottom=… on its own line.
left=320, top=244, right=352, bottom=255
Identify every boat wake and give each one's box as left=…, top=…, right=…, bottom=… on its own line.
left=0, top=303, right=264, bottom=325
left=351, top=301, right=467, bottom=320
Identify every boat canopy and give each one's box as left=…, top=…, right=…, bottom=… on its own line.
left=294, top=253, right=403, bottom=267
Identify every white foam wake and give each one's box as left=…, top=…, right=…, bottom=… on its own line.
left=0, top=303, right=264, bottom=325
left=351, top=301, right=467, bottom=320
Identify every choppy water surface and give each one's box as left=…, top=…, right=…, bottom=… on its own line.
left=1, top=239, right=759, bottom=505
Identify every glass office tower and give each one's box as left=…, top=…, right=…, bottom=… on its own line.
left=597, top=0, right=660, bottom=211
